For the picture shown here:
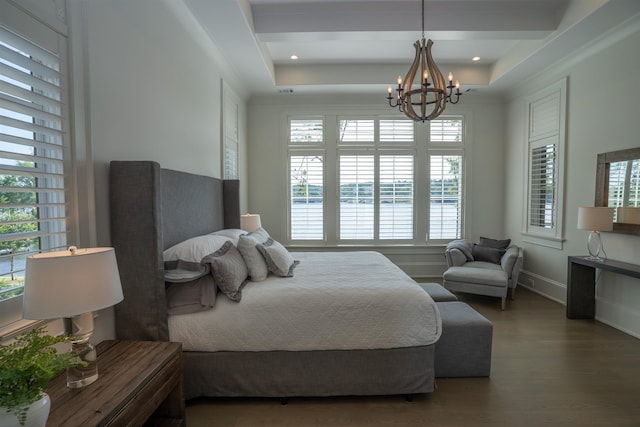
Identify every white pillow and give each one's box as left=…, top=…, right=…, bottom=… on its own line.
left=209, top=229, right=247, bottom=246
left=163, top=234, right=232, bottom=262
left=237, top=227, right=270, bottom=281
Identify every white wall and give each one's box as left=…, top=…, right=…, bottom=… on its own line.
left=504, top=16, right=640, bottom=337
left=69, top=0, right=249, bottom=341
left=246, top=92, right=506, bottom=277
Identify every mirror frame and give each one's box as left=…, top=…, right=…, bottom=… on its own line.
left=595, top=147, right=640, bottom=235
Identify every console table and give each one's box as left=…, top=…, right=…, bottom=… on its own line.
left=567, top=256, right=640, bottom=319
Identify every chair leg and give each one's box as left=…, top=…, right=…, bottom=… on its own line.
left=511, top=286, right=516, bottom=300
left=501, top=296, right=506, bottom=311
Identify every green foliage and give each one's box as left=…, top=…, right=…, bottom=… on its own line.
left=0, top=173, right=39, bottom=254
left=0, top=327, right=83, bottom=425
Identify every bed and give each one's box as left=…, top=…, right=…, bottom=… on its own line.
left=109, top=160, right=441, bottom=399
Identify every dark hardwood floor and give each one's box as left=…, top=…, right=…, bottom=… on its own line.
left=186, top=287, right=640, bottom=426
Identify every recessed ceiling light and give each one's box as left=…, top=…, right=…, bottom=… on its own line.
left=472, top=56, right=481, bottom=62
left=290, top=54, right=298, bottom=60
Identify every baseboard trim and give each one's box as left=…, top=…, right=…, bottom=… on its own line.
left=518, top=270, right=566, bottom=305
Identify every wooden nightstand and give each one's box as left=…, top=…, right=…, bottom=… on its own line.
left=46, top=340, right=185, bottom=426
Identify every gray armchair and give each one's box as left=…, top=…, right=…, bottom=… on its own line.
left=443, top=239, right=523, bottom=310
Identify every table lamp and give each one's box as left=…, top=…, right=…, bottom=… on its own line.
left=22, top=246, right=124, bottom=388
left=240, top=213, right=262, bottom=232
left=577, top=207, right=614, bottom=261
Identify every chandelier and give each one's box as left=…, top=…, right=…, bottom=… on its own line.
left=386, top=0, right=462, bottom=122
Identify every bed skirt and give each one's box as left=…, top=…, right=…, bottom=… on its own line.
left=183, top=344, right=435, bottom=399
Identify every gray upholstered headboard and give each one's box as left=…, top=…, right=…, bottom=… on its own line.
left=109, top=161, right=240, bottom=341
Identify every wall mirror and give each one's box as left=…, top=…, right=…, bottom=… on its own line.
left=595, top=147, right=640, bottom=235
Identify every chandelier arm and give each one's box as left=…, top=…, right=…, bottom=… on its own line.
left=420, top=40, right=428, bottom=120
left=402, top=39, right=423, bottom=122
left=425, top=38, right=448, bottom=119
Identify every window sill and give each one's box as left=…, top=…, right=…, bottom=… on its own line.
left=0, top=318, right=46, bottom=342
left=521, top=232, right=565, bottom=249
left=284, top=243, right=447, bottom=255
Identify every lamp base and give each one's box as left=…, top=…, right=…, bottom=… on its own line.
left=67, top=340, right=98, bottom=388
left=586, top=230, right=606, bottom=261
left=64, top=312, right=99, bottom=388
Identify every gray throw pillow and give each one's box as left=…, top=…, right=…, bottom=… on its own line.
left=237, top=227, right=270, bottom=281
left=472, top=244, right=505, bottom=264
left=479, top=236, right=511, bottom=250
left=256, top=238, right=299, bottom=277
left=202, top=241, right=248, bottom=302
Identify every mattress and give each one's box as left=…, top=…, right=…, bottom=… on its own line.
left=168, top=251, right=441, bottom=352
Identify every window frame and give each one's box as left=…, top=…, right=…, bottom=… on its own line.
left=522, top=78, right=567, bottom=249
left=0, top=1, right=76, bottom=335
left=285, top=112, right=468, bottom=247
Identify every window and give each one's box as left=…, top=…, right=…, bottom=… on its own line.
left=523, top=78, right=566, bottom=248
left=222, top=81, right=240, bottom=179
left=0, top=11, right=70, bottom=329
left=529, top=142, right=556, bottom=228
left=339, top=155, right=374, bottom=239
left=338, top=119, right=415, bottom=242
left=379, top=155, right=414, bottom=239
left=429, top=154, right=463, bottom=240
left=288, top=118, right=325, bottom=241
left=290, top=154, right=323, bottom=239
left=287, top=114, right=465, bottom=245
left=428, top=117, right=464, bottom=241
left=608, top=159, right=640, bottom=218
left=290, top=118, right=323, bottom=144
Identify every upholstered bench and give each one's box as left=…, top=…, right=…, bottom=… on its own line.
left=418, top=282, right=458, bottom=302
left=435, top=301, right=493, bottom=377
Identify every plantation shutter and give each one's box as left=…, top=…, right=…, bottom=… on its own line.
left=288, top=117, right=325, bottom=241
left=379, top=119, right=414, bottom=143
left=528, top=90, right=560, bottom=229
left=429, top=154, right=463, bottom=240
left=429, top=118, right=463, bottom=143
left=338, top=119, right=374, bottom=143
left=0, top=21, right=68, bottom=304
left=529, top=141, right=556, bottom=228
left=379, top=155, right=413, bottom=239
left=290, top=119, right=323, bottom=144
left=339, top=155, right=374, bottom=239
left=290, top=154, right=324, bottom=240
left=608, top=159, right=640, bottom=214
left=222, top=82, right=239, bottom=179
left=428, top=117, right=464, bottom=241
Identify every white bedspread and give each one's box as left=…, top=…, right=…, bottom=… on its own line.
left=168, top=251, right=441, bottom=352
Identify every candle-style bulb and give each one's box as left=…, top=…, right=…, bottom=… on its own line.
left=388, top=86, right=392, bottom=95
left=397, top=75, right=402, bottom=85
left=448, top=72, right=453, bottom=82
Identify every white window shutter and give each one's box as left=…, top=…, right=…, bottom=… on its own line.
left=0, top=18, right=69, bottom=315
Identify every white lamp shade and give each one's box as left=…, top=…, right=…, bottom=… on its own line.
left=616, top=206, right=640, bottom=224
left=23, top=247, right=124, bottom=320
left=577, top=207, right=614, bottom=232
left=240, top=213, right=262, bottom=232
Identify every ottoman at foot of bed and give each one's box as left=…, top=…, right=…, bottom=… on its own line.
left=418, top=282, right=458, bottom=302
left=434, top=301, right=493, bottom=377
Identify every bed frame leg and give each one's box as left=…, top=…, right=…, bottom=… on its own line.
left=404, top=394, right=414, bottom=402
left=280, top=397, right=289, bottom=405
